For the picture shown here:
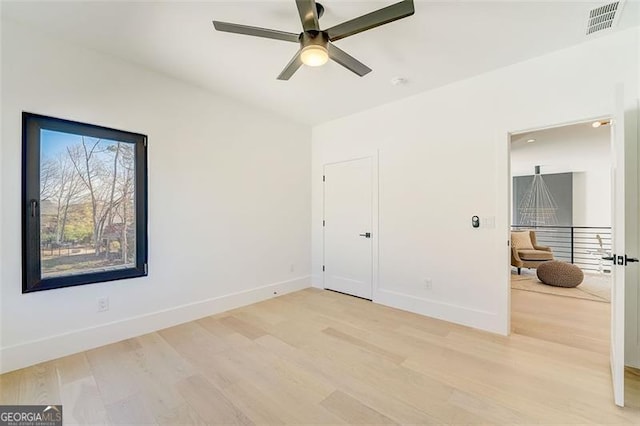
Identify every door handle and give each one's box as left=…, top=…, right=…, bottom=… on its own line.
left=602, top=254, right=615, bottom=261
left=30, top=199, right=38, bottom=217
left=626, top=255, right=639, bottom=265
left=359, top=232, right=371, bottom=238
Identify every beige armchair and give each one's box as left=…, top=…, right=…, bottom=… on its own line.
left=511, top=230, right=554, bottom=274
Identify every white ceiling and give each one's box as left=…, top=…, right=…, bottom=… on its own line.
left=2, top=1, right=639, bottom=125
left=511, top=121, right=611, bottom=176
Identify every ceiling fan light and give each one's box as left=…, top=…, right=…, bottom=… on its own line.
left=300, top=45, right=329, bottom=67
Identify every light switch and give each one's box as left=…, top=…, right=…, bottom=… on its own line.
left=483, top=216, right=496, bottom=229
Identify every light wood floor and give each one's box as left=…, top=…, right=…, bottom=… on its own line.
left=2, top=288, right=640, bottom=424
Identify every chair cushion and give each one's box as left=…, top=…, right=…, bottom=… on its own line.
left=512, top=231, right=534, bottom=250
left=537, top=261, right=584, bottom=288
left=517, top=249, right=553, bottom=261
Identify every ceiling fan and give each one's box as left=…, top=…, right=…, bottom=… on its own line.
left=212, top=0, right=415, bottom=80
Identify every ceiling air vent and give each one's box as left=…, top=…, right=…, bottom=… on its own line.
left=586, top=1, right=624, bottom=35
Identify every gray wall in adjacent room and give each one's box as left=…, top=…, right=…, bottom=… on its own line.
left=513, top=172, right=573, bottom=226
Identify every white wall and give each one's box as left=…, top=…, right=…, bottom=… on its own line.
left=0, top=21, right=312, bottom=373
left=572, top=171, right=611, bottom=226
left=312, top=27, right=639, bottom=336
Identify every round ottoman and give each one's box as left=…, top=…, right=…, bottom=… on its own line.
left=537, top=261, right=584, bottom=288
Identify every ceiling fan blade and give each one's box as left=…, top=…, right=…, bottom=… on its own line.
left=295, top=0, right=320, bottom=31
left=277, top=50, right=303, bottom=80
left=325, top=0, right=415, bottom=42
left=327, top=43, right=372, bottom=77
left=213, top=21, right=300, bottom=43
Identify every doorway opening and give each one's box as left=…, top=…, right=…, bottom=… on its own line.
left=508, top=118, right=614, bottom=389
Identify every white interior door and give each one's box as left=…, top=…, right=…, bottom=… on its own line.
left=323, top=157, right=373, bottom=299
left=610, top=86, right=626, bottom=407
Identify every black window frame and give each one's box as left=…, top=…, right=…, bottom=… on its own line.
left=22, top=112, right=148, bottom=293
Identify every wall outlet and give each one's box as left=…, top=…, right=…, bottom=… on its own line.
left=424, top=279, right=433, bottom=290
left=97, top=297, right=109, bottom=312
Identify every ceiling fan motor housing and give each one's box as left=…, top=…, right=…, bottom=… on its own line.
left=300, top=30, right=329, bottom=49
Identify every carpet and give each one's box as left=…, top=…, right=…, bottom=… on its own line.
left=511, top=269, right=610, bottom=303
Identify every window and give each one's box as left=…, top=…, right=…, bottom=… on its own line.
left=22, top=112, right=148, bottom=293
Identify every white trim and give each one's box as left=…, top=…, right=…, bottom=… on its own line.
left=503, top=129, right=513, bottom=336
left=0, top=276, right=310, bottom=374
left=509, top=115, right=612, bottom=136
left=374, top=289, right=502, bottom=333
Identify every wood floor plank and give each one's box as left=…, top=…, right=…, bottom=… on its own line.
left=55, top=353, right=108, bottom=425
left=219, top=315, right=267, bottom=340
left=18, top=362, right=61, bottom=405
left=218, top=380, right=287, bottom=425
left=512, top=288, right=610, bottom=354
left=0, top=369, right=22, bottom=405
left=131, top=332, right=196, bottom=385
left=204, top=345, right=341, bottom=422
left=320, top=390, right=397, bottom=424
left=105, top=392, right=158, bottom=425
left=154, top=402, right=208, bottom=426
left=117, top=333, right=196, bottom=424
left=254, top=334, right=443, bottom=424
left=2, top=287, right=640, bottom=424
left=174, top=375, right=253, bottom=425
left=321, top=326, right=406, bottom=364
left=58, top=376, right=109, bottom=425
left=159, top=323, right=240, bottom=390
left=85, top=339, right=141, bottom=406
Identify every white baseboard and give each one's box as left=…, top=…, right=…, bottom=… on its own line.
left=308, top=282, right=506, bottom=335
left=374, top=288, right=505, bottom=335
left=0, top=276, right=310, bottom=374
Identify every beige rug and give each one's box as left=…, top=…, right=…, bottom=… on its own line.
left=511, top=270, right=611, bottom=303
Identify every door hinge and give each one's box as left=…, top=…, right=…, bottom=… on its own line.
left=322, top=265, right=325, bottom=272
left=322, top=220, right=325, bottom=227
left=143, top=137, right=148, bottom=147
left=144, top=263, right=148, bottom=274
left=323, top=175, right=325, bottom=182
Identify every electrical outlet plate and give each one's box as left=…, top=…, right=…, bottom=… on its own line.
left=97, top=297, right=109, bottom=312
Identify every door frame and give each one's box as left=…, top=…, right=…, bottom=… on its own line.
left=322, top=151, right=380, bottom=300
left=505, top=112, right=626, bottom=400
left=504, top=114, right=613, bottom=335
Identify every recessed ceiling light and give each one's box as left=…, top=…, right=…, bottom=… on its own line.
left=526, top=139, right=536, bottom=143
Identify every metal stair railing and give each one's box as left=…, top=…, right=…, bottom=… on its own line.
left=511, top=225, right=612, bottom=273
